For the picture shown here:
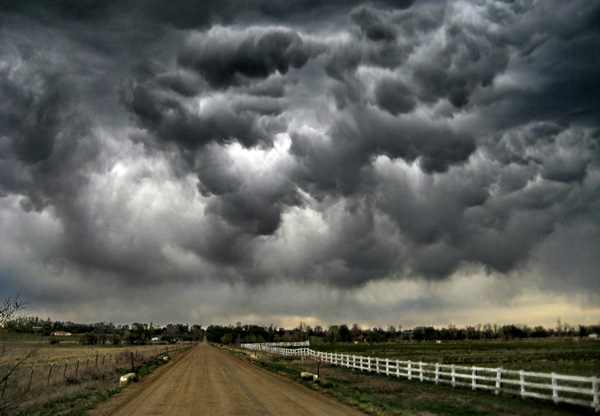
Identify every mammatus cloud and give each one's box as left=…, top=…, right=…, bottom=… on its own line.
left=1, top=0, right=599, bottom=326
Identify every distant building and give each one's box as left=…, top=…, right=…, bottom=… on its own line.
left=590, top=333, right=598, bottom=339
left=52, top=331, right=72, bottom=336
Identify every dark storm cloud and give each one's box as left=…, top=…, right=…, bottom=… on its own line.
left=178, top=29, right=313, bottom=88
left=1, top=0, right=599, bottom=306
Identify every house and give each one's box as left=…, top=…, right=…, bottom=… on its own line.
left=52, top=331, right=72, bottom=336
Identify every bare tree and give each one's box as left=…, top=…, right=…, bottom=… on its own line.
left=0, top=295, right=26, bottom=327
left=1, top=296, right=35, bottom=414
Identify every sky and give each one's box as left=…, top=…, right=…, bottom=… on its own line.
left=1, top=0, right=599, bottom=330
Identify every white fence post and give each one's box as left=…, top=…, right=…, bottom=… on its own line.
left=386, top=358, right=390, bottom=376
left=520, top=370, right=526, bottom=398
left=451, top=365, right=456, bottom=387
left=495, top=368, right=502, bottom=395
left=435, top=363, right=440, bottom=384
left=592, top=376, right=599, bottom=412
left=407, top=361, right=412, bottom=380
left=552, top=373, right=558, bottom=403
left=419, top=362, right=424, bottom=382
left=472, top=367, right=477, bottom=390
left=396, top=360, right=400, bottom=378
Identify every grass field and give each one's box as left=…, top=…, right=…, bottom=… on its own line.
left=314, top=338, right=600, bottom=376
left=238, top=339, right=599, bottom=416
left=0, top=333, right=192, bottom=415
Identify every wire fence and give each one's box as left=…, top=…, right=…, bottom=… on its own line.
left=0, top=343, right=189, bottom=405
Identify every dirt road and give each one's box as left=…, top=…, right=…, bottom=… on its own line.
left=93, top=341, right=364, bottom=416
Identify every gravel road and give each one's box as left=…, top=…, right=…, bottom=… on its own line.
left=92, top=341, right=365, bottom=415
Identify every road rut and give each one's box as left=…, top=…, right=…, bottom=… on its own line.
left=93, top=341, right=364, bottom=415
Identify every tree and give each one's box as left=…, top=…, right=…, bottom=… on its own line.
left=1, top=296, right=34, bottom=414
left=0, top=295, right=26, bottom=327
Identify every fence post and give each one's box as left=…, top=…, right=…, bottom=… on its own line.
left=95, top=353, right=99, bottom=368
left=26, top=366, right=35, bottom=392
left=520, top=370, right=526, bottom=397
left=63, top=361, right=68, bottom=379
left=451, top=365, right=456, bottom=387
left=472, top=367, right=477, bottom=390
left=396, top=360, right=400, bottom=378
left=435, top=363, right=440, bottom=384
left=76, top=359, right=80, bottom=377
left=376, top=358, right=380, bottom=374
left=551, top=373, right=558, bottom=403
left=368, top=357, right=371, bottom=373
left=86, top=357, right=89, bottom=370
left=408, top=361, right=412, bottom=381
left=386, top=358, right=390, bottom=376
left=47, top=364, right=53, bottom=386
left=592, top=376, right=598, bottom=412
left=419, top=362, right=424, bottom=382
left=495, top=368, right=502, bottom=395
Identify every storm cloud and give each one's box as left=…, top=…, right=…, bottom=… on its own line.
left=1, top=0, right=599, bottom=326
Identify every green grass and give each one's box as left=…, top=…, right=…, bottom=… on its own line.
left=315, top=339, right=600, bottom=376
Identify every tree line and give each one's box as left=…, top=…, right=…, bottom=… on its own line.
left=5, top=313, right=598, bottom=346
left=206, top=322, right=600, bottom=345
left=4, top=316, right=204, bottom=345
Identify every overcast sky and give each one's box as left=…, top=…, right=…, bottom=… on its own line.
left=1, top=0, right=599, bottom=329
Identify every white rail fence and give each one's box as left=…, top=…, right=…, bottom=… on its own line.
left=240, top=341, right=309, bottom=349
left=242, top=344, right=600, bottom=412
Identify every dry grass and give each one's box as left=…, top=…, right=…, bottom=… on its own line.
left=0, top=335, right=191, bottom=415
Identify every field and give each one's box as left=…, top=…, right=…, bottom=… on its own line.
left=241, top=338, right=600, bottom=416
left=314, top=338, right=600, bottom=376
left=0, top=333, right=191, bottom=415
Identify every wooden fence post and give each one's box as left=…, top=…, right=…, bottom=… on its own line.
left=63, top=361, right=68, bottom=378
left=76, top=359, right=80, bottom=377
left=47, top=364, right=53, bottom=386
left=26, top=366, right=35, bottom=392
left=495, top=368, right=502, bottom=395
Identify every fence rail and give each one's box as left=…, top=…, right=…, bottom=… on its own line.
left=243, top=344, right=600, bottom=412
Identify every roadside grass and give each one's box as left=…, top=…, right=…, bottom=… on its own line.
left=0, top=338, right=192, bottom=416
left=246, top=350, right=598, bottom=416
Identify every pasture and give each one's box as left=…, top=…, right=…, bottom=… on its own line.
left=315, top=338, right=600, bottom=376
left=246, top=338, right=599, bottom=416
left=0, top=333, right=190, bottom=415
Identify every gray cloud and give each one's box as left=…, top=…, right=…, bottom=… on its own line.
left=1, top=0, right=599, bottom=325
